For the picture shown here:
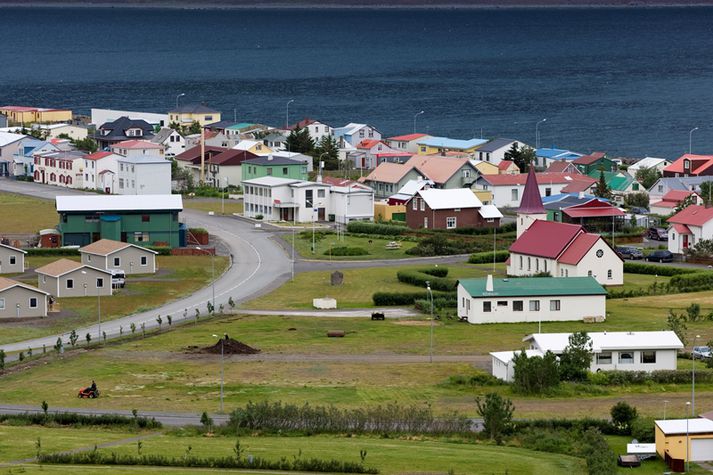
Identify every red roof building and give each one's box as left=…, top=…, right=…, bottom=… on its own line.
left=663, top=154, right=713, bottom=177
left=650, top=190, right=702, bottom=215
left=666, top=204, right=713, bottom=254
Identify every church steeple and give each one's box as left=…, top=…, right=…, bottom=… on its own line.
left=516, top=166, right=547, bottom=238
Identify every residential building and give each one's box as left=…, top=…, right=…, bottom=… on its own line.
left=290, top=118, right=333, bottom=143
left=334, top=123, right=382, bottom=147
left=0, top=243, right=26, bottom=274
left=655, top=418, right=713, bottom=469
left=111, top=139, right=165, bottom=158
left=473, top=138, right=525, bottom=165
left=650, top=190, right=702, bottom=216
left=508, top=220, right=624, bottom=285
left=0, top=114, right=6, bottom=128
left=350, top=139, right=398, bottom=170
left=151, top=128, right=185, bottom=157
left=648, top=176, right=713, bottom=204
left=471, top=159, right=500, bottom=176
left=329, top=182, right=375, bottom=225
left=168, top=104, right=221, bottom=127
left=11, top=138, right=58, bottom=177
left=242, top=177, right=331, bottom=222
left=375, top=151, right=414, bottom=166
left=56, top=194, right=183, bottom=248
left=572, top=152, right=617, bottom=175
left=33, top=150, right=87, bottom=189
left=0, top=131, right=26, bottom=176
left=497, top=160, right=519, bottom=175
left=35, top=123, right=88, bottom=140
left=0, top=105, right=72, bottom=125
left=174, top=145, right=227, bottom=183
left=272, top=151, right=313, bottom=173
left=387, top=178, right=434, bottom=205
left=93, top=117, right=154, bottom=150
left=35, top=258, right=113, bottom=298
left=588, top=169, right=643, bottom=203
left=206, top=149, right=259, bottom=187
left=83, top=151, right=120, bottom=193
left=0, top=277, right=49, bottom=318
left=535, top=147, right=583, bottom=169
left=628, top=156, right=671, bottom=175
left=492, top=331, right=683, bottom=382
left=262, top=132, right=287, bottom=151
left=385, top=133, right=430, bottom=153
left=241, top=155, right=309, bottom=182
left=545, top=160, right=581, bottom=174
left=416, top=136, right=488, bottom=155
left=91, top=108, right=168, bottom=129
left=473, top=172, right=596, bottom=208
left=543, top=194, right=625, bottom=234
left=233, top=140, right=272, bottom=156
left=405, top=188, right=501, bottom=230
left=116, top=156, right=172, bottom=195
left=457, top=275, right=606, bottom=324
left=80, top=239, right=158, bottom=275
left=667, top=204, right=713, bottom=254
left=664, top=153, right=713, bottom=178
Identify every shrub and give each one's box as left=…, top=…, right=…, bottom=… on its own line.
left=468, top=250, right=509, bottom=264
left=451, top=222, right=516, bottom=235
left=405, top=235, right=482, bottom=256
left=631, top=416, right=655, bottom=443
left=0, top=412, right=161, bottom=429
left=623, top=262, right=696, bottom=276
left=414, top=296, right=457, bottom=311
left=476, top=392, right=514, bottom=445
left=670, top=272, right=713, bottom=293
left=372, top=291, right=454, bottom=306
left=610, top=402, right=638, bottom=433
left=416, top=267, right=449, bottom=277
left=25, top=248, right=80, bottom=256
left=446, top=373, right=502, bottom=387
left=324, top=247, right=369, bottom=256
left=347, top=221, right=406, bottom=236
left=396, top=270, right=456, bottom=292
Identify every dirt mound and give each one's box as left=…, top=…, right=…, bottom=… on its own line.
left=200, top=337, right=260, bottom=355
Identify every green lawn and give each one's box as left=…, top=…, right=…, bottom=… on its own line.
left=294, top=233, right=418, bottom=260
left=0, top=192, right=57, bottom=233
left=0, top=255, right=228, bottom=345
left=605, top=435, right=709, bottom=474
left=182, top=198, right=243, bottom=215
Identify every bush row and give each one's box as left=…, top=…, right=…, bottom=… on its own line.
left=588, top=369, right=713, bottom=385
left=623, top=262, right=696, bottom=276
left=468, top=250, right=509, bottom=264
left=396, top=270, right=456, bottom=292
left=414, top=296, right=457, bottom=311
left=347, top=221, right=406, bottom=236
left=446, top=374, right=502, bottom=387
left=324, top=247, right=369, bottom=256
left=416, top=267, right=449, bottom=277
left=670, top=272, right=713, bottom=293
left=372, top=291, right=454, bottom=306
left=0, top=412, right=161, bottom=429
left=448, top=222, right=516, bottom=235
left=25, top=248, right=79, bottom=256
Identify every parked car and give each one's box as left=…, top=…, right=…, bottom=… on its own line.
left=629, top=207, right=649, bottom=215
left=616, top=246, right=644, bottom=260
left=646, top=227, right=668, bottom=241
left=692, top=346, right=712, bottom=360
left=646, top=250, right=674, bottom=262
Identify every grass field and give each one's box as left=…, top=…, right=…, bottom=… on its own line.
left=294, top=233, right=418, bottom=260
left=182, top=198, right=243, bottom=215
left=0, top=192, right=57, bottom=233
left=0, top=255, right=228, bottom=345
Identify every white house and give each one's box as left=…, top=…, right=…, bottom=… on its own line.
left=330, top=183, right=375, bottom=225
left=83, top=151, right=120, bottom=193
left=0, top=131, right=26, bottom=177
left=32, top=150, right=86, bottom=189
left=90, top=108, right=168, bottom=129
left=650, top=190, right=702, bottom=216
left=36, top=123, right=88, bottom=140
left=473, top=172, right=596, bottom=208
left=385, top=133, right=430, bottom=153
left=290, top=118, right=333, bottom=144
left=0, top=243, right=26, bottom=274
left=491, top=331, right=683, bottom=381
left=334, top=123, right=382, bottom=147
left=507, top=220, right=624, bottom=285
left=628, top=156, right=671, bottom=175
left=350, top=139, right=398, bottom=170
left=457, top=275, right=607, bottom=324
left=116, top=156, right=171, bottom=195
left=473, top=138, right=527, bottom=166
left=151, top=127, right=185, bottom=157
left=667, top=204, right=713, bottom=254
left=111, top=139, right=165, bottom=159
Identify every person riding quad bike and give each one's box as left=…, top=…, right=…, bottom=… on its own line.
left=78, top=380, right=100, bottom=398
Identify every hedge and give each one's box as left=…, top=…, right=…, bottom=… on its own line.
left=588, top=369, right=713, bottom=385
left=396, top=270, right=456, bottom=292
left=416, top=267, right=449, bottom=277
left=373, top=291, right=454, bottom=306
left=25, top=248, right=80, bottom=256
left=324, top=247, right=369, bottom=256
left=669, top=272, right=713, bottom=293
left=414, top=296, right=457, bottom=311
left=514, top=417, right=618, bottom=436
left=0, top=412, right=161, bottom=429
left=468, top=250, right=509, bottom=264
left=623, top=262, right=696, bottom=276
left=346, top=221, right=406, bottom=236
left=449, top=222, right=516, bottom=235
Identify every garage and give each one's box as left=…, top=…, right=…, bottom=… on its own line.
left=691, top=438, right=713, bottom=461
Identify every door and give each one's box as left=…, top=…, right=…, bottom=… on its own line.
left=683, top=234, right=689, bottom=249
left=318, top=208, right=326, bottom=221
left=691, top=438, right=713, bottom=461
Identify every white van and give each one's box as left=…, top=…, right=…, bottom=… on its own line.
left=111, top=270, right=126, bottom=288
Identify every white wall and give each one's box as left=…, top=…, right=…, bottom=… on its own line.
left=91, top=109, right=168, bottom=128
left=507, top=254, right=557, bottom=277
left=474, top=141, right=521, bottom=166
left=117, top=160, right=171, bottom=195
left=330, top=189, right=374, bottom=224
left=487, top=183, right=569, bottom=208
left=589, top=349, right=677, bottom=372
left=307, top=122, right=332, bottom=143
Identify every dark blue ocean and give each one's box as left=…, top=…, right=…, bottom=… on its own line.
left=1, top=6, right=713, bottom=158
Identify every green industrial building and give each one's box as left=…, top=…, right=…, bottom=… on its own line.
left=56, top=195, right=184, bottom=248
left=241, top=156, right=309, bottom=182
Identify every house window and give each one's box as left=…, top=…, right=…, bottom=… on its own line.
left=529, top=300, right=540, bottom=311
left=536, top=259, right=539, bottom=271
left=545, top=188, right=552, bottom=197
left=550, top=300, right=561, bottom=311
left=607, top=269, right=612, bottom=280
left=134, top=232, right=149, bottom=242
left=66, top=279, right=74, bottom=289
left=587, top=270, right=593, bottom=277
left=641, top=351, right=656, bottom=364
left=463, top=170, right=471, bottom=178
left=446, top=217, right=457, bottom=229
left=113, top=257, right=121, bottom=267
left=9, top=256, right=15, bottom=265
left=0, top=298, right=4, bottom=310
left=29, top=297, right=38, bottom=308
left=141, top=256, right=148, bottom=266
left=420, top=146, right=426, bottom=153
left=513, top=300, right=523, bottom=311
left=305, top=190, right=313, bottom=208
left=96, top=278, right=104, bottom=288
left=142, top=215, right=150, bottom=222
left=511, top=189, right=519, bottom=202
left=596, top=352, right=612, bottom=365
left=420, top=199, right=425, bottom=211
left=368, top=129, right=374, bottom=138
left=565, top=269, right=569, bottom=277
left=119, top=178, right=124, bottom=189
left=658, top=185, right=663, bottom=192
left=497, top=301, right=508, bottom=307
left=483, top=301, right=492, bottom=312
left=618, top=352, right=634, bottom=364
left=544, top=260, right=548, bottom=273
left=412, top=199, right=417, bottom=211
left=318, top=189, right=325, bottom=198
left=527, top=257, right=531, bottom=271
left=282, top=167, right=288, bottom=175
left=267, top=168, right=272, bottom=175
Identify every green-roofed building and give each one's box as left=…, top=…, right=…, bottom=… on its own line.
left=457, top=276, right=606, bottom=324
left=588, top=170, right=643, bottom=202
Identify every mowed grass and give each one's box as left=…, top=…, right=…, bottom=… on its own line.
left=0, top=255, right=228, bottom=345
left=294, top=233, right=418, bottom=260
left=182, top=198, right=243, bottom=215
left=0, top=192, right=56, bottom=233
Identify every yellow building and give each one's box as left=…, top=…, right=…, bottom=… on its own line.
left=234, top=140, right=272, bottom=156
left=0, top=105, right=72, bottom=124
left=655, top=418, right=713, bottom=471
left=472, top=160, right=499, bottom=175
left=168, top=104, right=221, bottom=127
left=374, top=202, right=405, bottom=222
left=473, top=189, right=493, bottom=205
left=416, top=136, right=488, bottom=155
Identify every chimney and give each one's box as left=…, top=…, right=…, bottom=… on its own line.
left=485, top=274, right=493, bottom=292
left=267, top=154, right=273, bottom=161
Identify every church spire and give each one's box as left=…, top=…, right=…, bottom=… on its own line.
left=518, top=166, right=545, bottom=214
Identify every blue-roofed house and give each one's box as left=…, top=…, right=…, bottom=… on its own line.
left=416, top=136, right=488, bottom=156
left=12, top=138, right=58, bottom=177
left=647, top=176, right=713, bottom=206
left=473, top=138, right=529, bottom=166
left=536, top=147, right=583, bottom=169
left=334, top=123, right=382, bottom=147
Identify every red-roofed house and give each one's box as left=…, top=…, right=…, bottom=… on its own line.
left=83, top=151, right=120, bottom=193
left=507, top=220, right=623, bottom=285
left=386, top=133, right=430, bottom=153
left=667, top=204, right=713, bottom=254
left=546, top=160, right=580, bottom=174
left=350, top=140, right=398, bottom=170
left=664, top=154, right=713, bottom=177
left=474, top=172, right=596, bottom=208
left=110, top=139, right=165, bottom=158
left=175, top=145, right=228, bottom=182
left=289, top=118, right=333, bottom=143
left=498, top=160, right=519, bottom=175
left=650, top=190, right=702, bottom=216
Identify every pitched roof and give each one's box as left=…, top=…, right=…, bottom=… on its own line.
left=35, top=258, right=84, bottom=277
left=169, top=104, right=219, bottom=114
left=525, top=331, right=683, bottom=354
left=0, top=276, right=48, bottom=295
left=518, top=167, right=545, bottom=214
left=112, top=139, right=163, bottom=150
left=628, top=157, right=669, bottom=170
left=479, top=172, right=595, bottom=188
left=476, top=138, right=517, bottom=153
left=656, top=418, right=713, bottom=436
left=320, top=176, right=371, bottom=190
left=208, top=149, right=259, bottom=166
left=664, top=154, right=713, bottom=175
left=414, top=188, right=483, bottom=210
left=363, top=162, right=415, bottom=184
left=84, top=151, right=113, bottom=161
left=546, top=160, right=580, bottom=173
left=0, top=242, right=27, bottom=254
left=573, top=152, right=606, bottom=165
left=387, top=133, right=428, bottom=142
left=663, top=190, right=696, bottom=202
left=459, top=276, right=606, bottom=298
left=509, top=220, right=584, bottom=259
left=150, top=128, right=178, bottom=144
left=671, top=223, right=692, bottom=234
left=535, top=148, right=582, bottom=160
left=356, top=139, right=385, bottom=150
left=174, top=145, right=227, bottom=163
left=405, top=155, right=473, bottom=185
left=498, top=160, right=516, bottom=171
left=80, top=239, right=157, bottom=256
left=0, top=131, right=26, bottom=147
left=560, top=199, right=625, bottom=219
left=667, top=204, right=713, bottom=227
left=558, top=233, right=601, bottom=265
left=417, top=136, right=488, bottom=150
left=97, top=116, right=154, bottom=138
left=56, top=195, right=183, bottom=212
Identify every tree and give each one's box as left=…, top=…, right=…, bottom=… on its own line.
left=313, top=135, right=339, bottom=170
left=666, top=309, right=687, bottom=346
left=512, top=350, right=559, bottom=394
left=580, top=427, right=617, bottom=475
left=504, top=143, right=536, bottom=173
left=634, top=167, right=662, bottom=190
left=699, top=181, right=713, bottom=205
left=594, top=169, right=612, bottom=200
left=476, top=392, right=514, bottom=445
left=285, top=127, right=314, bottom=155
left=685, top=238, right=713, bottom=258
left=72, top=137, right=98, bottom=153
left=610, top=401, right=638, bottom=433
left=624, top=191, right=649, bottom=210
left=675, top=194, right=697, bottom=213
left=187, top=121, right=202, bottom=135
left=559, top=331, right=593, bottom=382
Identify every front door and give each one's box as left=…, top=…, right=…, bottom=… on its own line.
left=424, top=217, right=428, bottom=229
left=318, top=208, right=326, bottom=221
left=683, top=235, right=689, bottom=249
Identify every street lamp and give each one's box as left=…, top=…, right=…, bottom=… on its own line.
left=426, top=281, right=434, bottom=364
left=15, top=303, right=20, bottom=319
left=664, top=399, right=669, bottom=420
left=196, top=246, right=216, bottom=308
left=686, top=401, right=691, bottom=473
left=83, top=282, right=87, bottom=297
left=689, top=127, right=699, bottom=154
left=97, top=293, right=102, bottom=342
left=221, top=176, right=229, bottom=215
left=413, top=110, right=424, bottom=134
left=212, top=333, right=225, bottom=413
left=175, top=93, right=185, bottom=110
left=286, top=99, right=294, bottom=130
left=693, top=334, right=701, bottom=416
left=535, top=118, right=547, bottom=149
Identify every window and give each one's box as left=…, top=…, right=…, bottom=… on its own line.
left=113, top=257, right=120, bottom=267
left=0, top=298, right=4, bottom=310
left=618, top=352, right=634, bottom=364
left=483, top=301, right=492, bottom=312
left=420, top=146, right=426, bottom=153
left=412, top=199, right=417, bottom=210
left=641, top=351, right=656, bottom=364
left=529, top=300, right=540, bottom=311
left=511, top=188, right=519, bottom=202
left=587, top=270, right=593, bottom=277
left=141, top=256, right=148, bottom=266
left=305, top=190, right=313, bottom=208
left=527, top=257, right=531, bottom=271
left=9, top=256, right=15, bottom=265
left=549, top=300, right=561, bottom=311
left=119, top=178, right=124, bottom=189
left=519, top=256, right=523, bottom=270
left=607, top=269, right=612, bottom=280
left=497, top=301, right=508, bottom=307
left=87, top=255, right=91, bottom=262
left=134, top=232, right=149, bottom=242
left=96, top=278, right=104, bottom=288
left=66, top=279, right=74, bottom=289
left=317, top=189, right=325, bottom=198
left=545, top=187, right=552, bottom=197
left=282, top=167, right=288, bottom=175
left=266, top=168, right=272, bottom=175
left=142, top=215, right=150, bottom=222
left=205, top=115, right=213, bottom=121
left=462, top=170, right=471, bottom=178
left=658, top=185, right=663, bottom=192
left=544, top=260, right=548, bottom=273
left=536, top=259, right=539, bottom=271
left=29, top=297, right=38, bottom=308
left=596, top=352, right=612, bottom=365
left=513, top=300, right=523, bottom=311
left=420, top=199, right=425, bottom=211
left=446, top=217, right=457, bottom=229
left=565, top=269, right=569, bottom=277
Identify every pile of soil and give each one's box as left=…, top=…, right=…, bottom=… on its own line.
left=200, top=337, right=260, bottom=355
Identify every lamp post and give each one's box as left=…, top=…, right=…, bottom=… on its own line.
left=535, top=118, right=547, bottom=149
left=221, top=176, right=229, bottom=215
left=196, top=246, right=216, bottom=308
left=15, top=303, right=20, bottom=319
left=175, top=93, right=185, bottom=110
left=689, top=127, right=699, bottom=154
left=693, top=334, right=701, bottom=416
left=83, top=282, right=87, bottom=297
left=413, top=110, right=424, bottom=134
left=426, top=281, right=434, bottom=364
left=286, top=99, right=294, bottom=130
left=97, top=293, right=101, bottom=342
left=686, top=401, right=691, bottom=473
left=664, top=399, right=669, bottom=420
left=212, top=333, right=225, bottom=413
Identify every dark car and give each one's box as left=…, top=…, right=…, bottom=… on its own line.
left=629, top=207, right=649, bottom=215
left=646, top=250, right=674, bottom=262
left=646, top=227, right=668, bottom=241
left=616, top=246, right=644, bottom=260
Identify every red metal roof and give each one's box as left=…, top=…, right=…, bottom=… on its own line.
left=561, top=199, right=625, bottom=218
left=672, top=223, right=692, bottom=234
left=572, top=152, right=606, bottom=165
left=662, top=190, right=695, bottom=202
left=651, top=201, right=678, bottom=209
left=84, top=151, right=113, bottom=161
left=558, top=233, right=601, bottom=265
left=664, top=154, right=713, bottom=175
left=356, top=139, right=385, bottom=149
left=509, top=220, right=584, bottom=259
left=668, top=204, right=713, bottom=227
left=387, top=133, right=428, bottom=142
left=518, top=167, right=545, bottom=214
left=175, top=145, right=227, bottom=163
left=498, top=160, right=516, bottom=170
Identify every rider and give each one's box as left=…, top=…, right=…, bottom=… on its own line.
left=90, top=380, right=97, bottom=393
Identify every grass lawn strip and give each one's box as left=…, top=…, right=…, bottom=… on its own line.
left=0, top=192, right=57, bottom=233
left=182, top=198, right=243, bottom=215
